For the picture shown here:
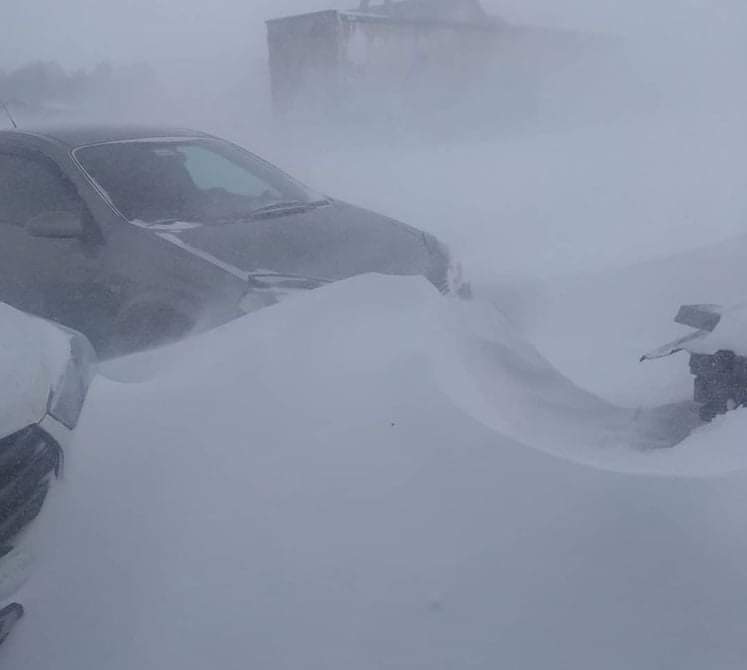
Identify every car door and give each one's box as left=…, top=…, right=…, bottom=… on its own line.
left=0, top=148, right=108, bottom=335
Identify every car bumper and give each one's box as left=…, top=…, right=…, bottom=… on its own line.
left=0, top=422, right=66, bottom=619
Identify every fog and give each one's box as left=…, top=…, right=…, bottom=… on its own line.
left=6, top=0, right=744, bottom=279
left=3, top=1, right=747, bottom=668
left=5, top=0, right=746, bottom=65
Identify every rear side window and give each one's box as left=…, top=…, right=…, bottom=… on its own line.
left=0, top=153, right=83, bottom=227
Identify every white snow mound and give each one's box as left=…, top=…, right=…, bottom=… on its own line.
left=104, top=273, right=747, bottom=478
left=7, top=274, right=747, bottom=670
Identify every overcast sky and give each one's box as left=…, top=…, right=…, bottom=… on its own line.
left=3, top=0, right=743, bottom=72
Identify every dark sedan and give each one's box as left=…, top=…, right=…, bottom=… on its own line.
left=0, top=125, right=463, bottom=357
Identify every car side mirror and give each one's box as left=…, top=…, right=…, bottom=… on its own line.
left=26, top=211, right=85, bottom=239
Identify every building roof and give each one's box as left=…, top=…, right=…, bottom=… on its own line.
left=358, top=0, right=487, bottom=24
left=267, top=0, right=506, bottom=29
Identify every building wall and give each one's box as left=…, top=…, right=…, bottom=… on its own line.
left=340, top=18, right=495, bottom=84
left=266, top=11, right=618, bottom=132
left=266, top=11, right=343, bottom=118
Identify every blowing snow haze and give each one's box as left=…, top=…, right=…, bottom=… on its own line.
left=3, top=0, right=742, bottom=281
left=2, top=1, right=745, bottom=157
left=3, top=1, right=747, bottom=668
left=3, top=0, right=745, bottom=62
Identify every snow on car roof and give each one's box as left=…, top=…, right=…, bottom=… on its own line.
left=0, top=124, right=211, bottom=148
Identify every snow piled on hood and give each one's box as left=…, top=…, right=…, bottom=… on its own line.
left=688, top=304, right=747, bottom=357
left=0, top=303, right=72, bottom=438
left=7, top=274, right=747, bottom=669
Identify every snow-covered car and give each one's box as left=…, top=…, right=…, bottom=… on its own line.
left=0, top=125, right=466, bottom=357
left=0, top=302, right=95, bottom=647
left=643, top=304, right=747, bottom=422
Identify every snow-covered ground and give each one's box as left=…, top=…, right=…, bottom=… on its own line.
left=6, top=267, right=747, bottom=668
left=3, top=0, right=747, bottom=664
left=4, top=79, right=747, bottom=668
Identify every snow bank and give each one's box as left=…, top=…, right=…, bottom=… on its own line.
left=99, top=274, right=740, bottom=475
left=6, top=275, right=747, bottom=669
left=514, top=232, right=747, bottom=409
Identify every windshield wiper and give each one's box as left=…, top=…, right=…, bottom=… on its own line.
left=146, top=200, right=332, bottom=227
left=248, top=270, right=332, bottom=284
left=131, top=219, right=204, bottom=233
left=246, top=270, right=333, bottom=290
left=245, top=199, right=330, bottom=219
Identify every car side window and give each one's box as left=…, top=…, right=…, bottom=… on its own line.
left=0, top=152, right=84, bottom=228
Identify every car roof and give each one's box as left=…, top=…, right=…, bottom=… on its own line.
left=0, top=124, right=212, bottom=149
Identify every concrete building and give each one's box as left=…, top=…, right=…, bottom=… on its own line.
left=266, top=0, right=613, bottom=129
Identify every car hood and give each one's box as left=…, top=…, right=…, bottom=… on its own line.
left=0, top=304, right=72, bottom=437
left=149, top=202, right=439, bottom=283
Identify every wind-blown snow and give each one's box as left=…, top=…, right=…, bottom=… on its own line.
left=6, top=275, right=747, bottom=669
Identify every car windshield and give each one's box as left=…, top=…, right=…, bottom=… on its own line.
left=75, top=138, right=322, bottom=224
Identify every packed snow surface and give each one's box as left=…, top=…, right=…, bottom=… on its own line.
left=6, top=274, right=747, bottom=669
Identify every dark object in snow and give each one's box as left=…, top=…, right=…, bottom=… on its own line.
left=675, top=304, right=722, bottom=332
left=0, top=424, right=63, bottom=645
left=0, top=124, right=464, bottom=358
left=690, top=350, right=747, bottom=422
left=0, top=426, right=63, bottom=549
left=0, top=603, right=23, bottom=647
left=642, top=303, right=747, bottom=422
left=641, top=304, right=724, bottom=362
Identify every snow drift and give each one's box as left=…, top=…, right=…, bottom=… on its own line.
left=6, top=275, right=747, bottom=669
